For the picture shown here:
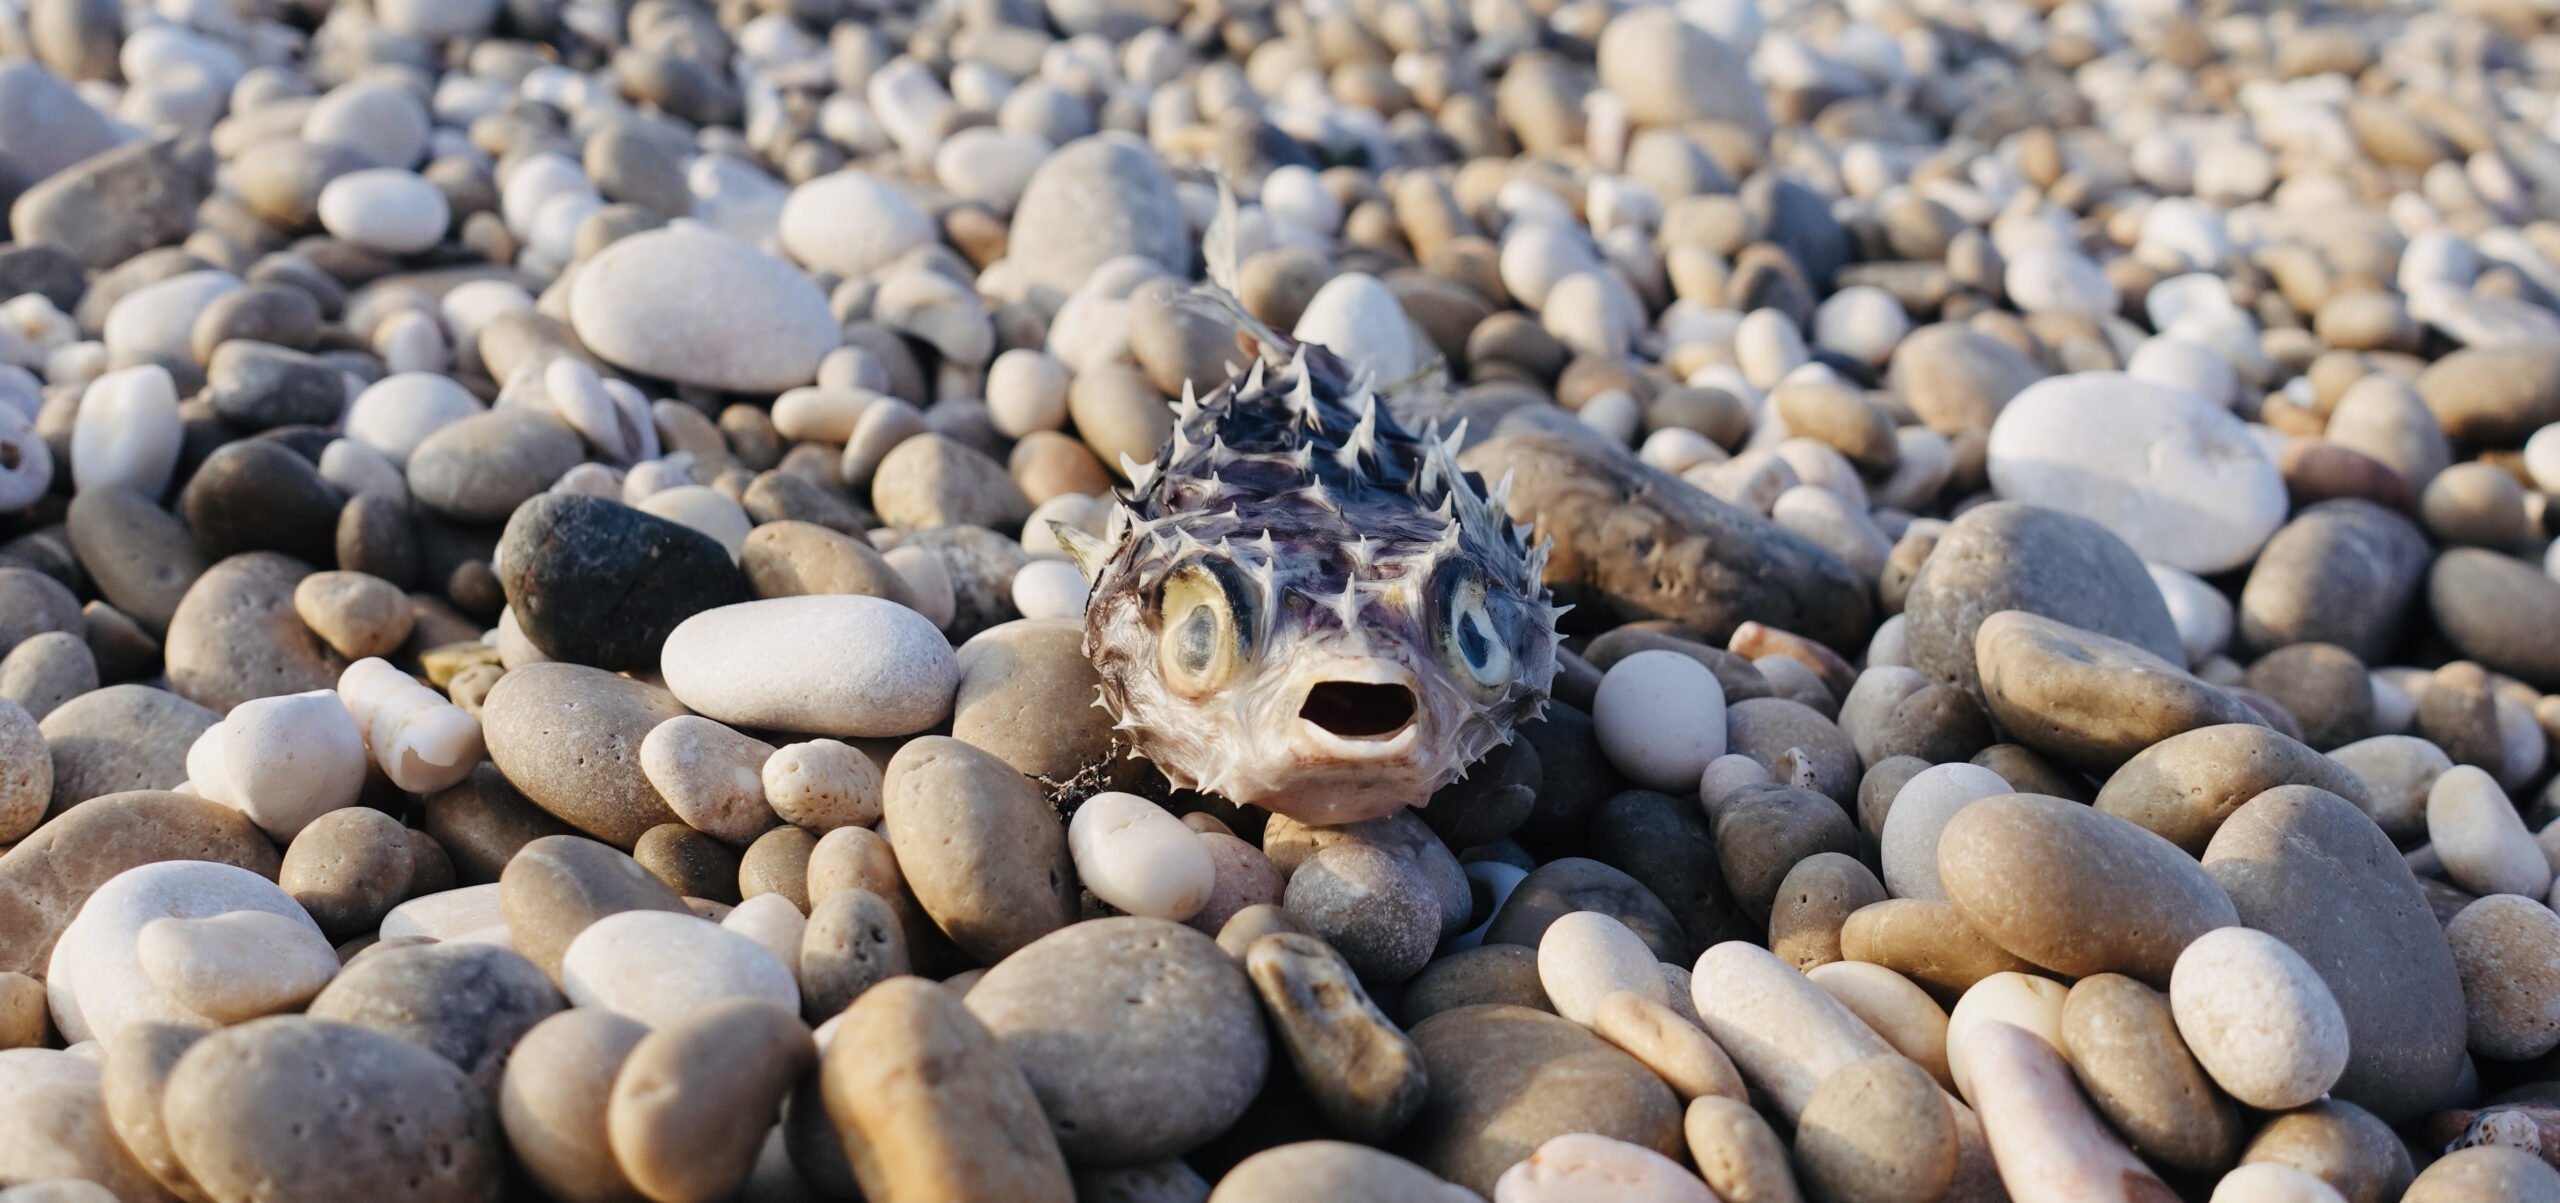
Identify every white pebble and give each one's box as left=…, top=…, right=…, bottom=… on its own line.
left=661, top=595, right=960, bottom=738
left=1878, top=762, right=2012, bottom=903
left=183, top=689, right=368, bottom=841
left=1011, top=558, right=1091, bottom=620
left=1944, top=971, right=2069, bottom=1105
left=2169, top=926, right=2350, bottom=1111
left=69, top=365, right=182, bottom=497
left=135, top=910, right=338, bottom=1025
left=1493, top=1132, right=1714, bottom=1203
left=560, top=909, right=799, bottom=1028
left=638, top=484, right=753, bottom=560
left=761, top=739, right=884, bottom=832
left=338, top=657, right=485, bottom=794
left=1593, top=650, right=1727, bottom=793
left=1067, top=791, right=1217, bottom=922
left=1537, top=910, right=1670, bottom=1026
left=722, top=893, right=808, bottom=985
left=317, top=168, right=452, bottom=255
left=2428, top=765, right=2552, bottom=899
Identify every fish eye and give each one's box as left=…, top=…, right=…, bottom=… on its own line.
left=1156, top=558, right=1254, bottom=697
left=1435, top=563, right=1513, bottom=694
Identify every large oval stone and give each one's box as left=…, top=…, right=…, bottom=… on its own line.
left=880, top=736, right=1078, bottom=964
left=162, top=1016, right=500, bottom=1203
left=163, top=552, right=346, bottom=713
left=569, top=223, right=840, bottom=392
left=2094, top=724, right=2374, bottom=855
left=1938, top=793, right=2238, bottom=985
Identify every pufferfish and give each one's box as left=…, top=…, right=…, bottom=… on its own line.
left=1054, top=299, right=1563, bottom=826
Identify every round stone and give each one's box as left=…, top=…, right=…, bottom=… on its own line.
left=963, top=917, right=1267, bottom=1164
left=1592, top=650, right=1728, bottom=793
left=569, top=223, right=840, bottom=393
left=480, top=663, right=688, bottom=847
left=1403, top=1004, right=1684, bottom=1197
left=305, top=941, right=564, bottom=1096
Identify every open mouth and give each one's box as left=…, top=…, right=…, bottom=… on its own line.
left=1298, top=681, right=1418, bottom=740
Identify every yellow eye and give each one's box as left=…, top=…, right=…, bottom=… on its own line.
left=1437, top=564, right=1513, bottom=693
left=1157, top=560, right=1253, bottom=696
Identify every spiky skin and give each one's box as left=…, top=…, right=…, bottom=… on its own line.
left=1079, top=333, right=1563, bottom=825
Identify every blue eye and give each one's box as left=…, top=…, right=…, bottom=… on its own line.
left=1435, top=564, right=1512, bottom=691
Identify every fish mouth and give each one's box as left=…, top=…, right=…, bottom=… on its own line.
left=1294, top=661, right=1422, bottom=758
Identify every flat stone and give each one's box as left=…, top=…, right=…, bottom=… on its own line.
left=2094, top=724, right=2374, bottom=855
left=1460, top=433, right=1869, bottom=652
left=407, top=407, right=586, bottom=525
left=660, top=595, right=958, bottom=738
left=498, top=833, right=689, bottom=978
left=40, top=685, right=217, bottom=815
left=1207, top=1141, right=1477, bottom=1203
left=965, top=917, right=1266, bottom=1163
left=1974, top=610, right=2261, bottom=771
left=570, top=223, right=839, bottom=392
left=65, top=488, right=209, bottom=636
left=10, top=136, right=213, bottom=271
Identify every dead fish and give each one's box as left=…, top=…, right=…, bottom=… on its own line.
left=1055, top=296, right=1561, bottom=825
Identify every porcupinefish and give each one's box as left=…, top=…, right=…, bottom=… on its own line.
left=1053, top=299, right=1563, bottom=825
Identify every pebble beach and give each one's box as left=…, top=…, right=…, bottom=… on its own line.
left=8, top=0, right=2560, bottom=1199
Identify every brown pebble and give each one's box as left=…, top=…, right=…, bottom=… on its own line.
left=1840, top=899, right=2039, bottom=1000
left=608, top=997, right=814, bottom=1203
left=1684, top=1094, right=1807, bottom=1203
left=500, top=1008, right=650, bottom=1203
left=1793, top=1054, right=1958, bottom=1203
left=281, top=806, right=416, bottom=938
left=739, top=824, right=817, bottom=912
left=820, top=977, right=1074, bottom=1203
left=800, top=888, right=910, bottom=1019
left=1769, top=851, right=1888, bottom=970
left=1590, top=989, right=1746, bottom=1102
left=632, top=824, right=741, bottom=904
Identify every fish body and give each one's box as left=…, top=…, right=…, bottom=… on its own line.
left=1066, top=317, right=1561, bottom=825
